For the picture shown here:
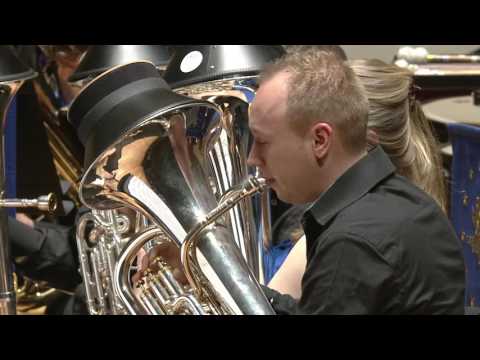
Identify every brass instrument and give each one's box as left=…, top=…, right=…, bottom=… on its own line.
left=70, top=61, right=274, bottom=315
left=33, top=94, right=84, bottom=208
left=61, top=46, right=176, bottom=314
left=114, top=177, right=268, bottom=315
left=0, top=193, right=57, bottom=212
left=75, top=209, right=134, bottom=314
left=17, top=45, right=84, bottom=314
left=0, top=46, right=59, bottom=315
left=14, top=273, right=70, bottom=315
left=164, top=45, right=285, bottom=283
left=68, top=45, right=172, bottom=87
left=53, top=45, right=173, bottom=203
left=33, top=46, right=87, bottom=208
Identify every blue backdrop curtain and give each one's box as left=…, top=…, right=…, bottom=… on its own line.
left=448, top=122, right=480, bottom=307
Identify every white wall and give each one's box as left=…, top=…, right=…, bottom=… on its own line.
left=341, top=45, right=480, bottom=62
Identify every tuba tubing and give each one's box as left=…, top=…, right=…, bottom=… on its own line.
left=114, top=176, right=274, bottom=315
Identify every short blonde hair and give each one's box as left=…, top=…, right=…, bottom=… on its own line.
left=261, top=47, right=369, bottom=154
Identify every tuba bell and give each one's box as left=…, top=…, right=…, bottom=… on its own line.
left=163, top=45, right=286, bottom=284
left=68, top=45, right=173, bottom=88
left=65, top=45, right=175, bottom=315
left=69, top=61, right=274, bottom=315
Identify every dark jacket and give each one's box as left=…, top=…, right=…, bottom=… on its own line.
left=9, top=217, right=81, bottom=291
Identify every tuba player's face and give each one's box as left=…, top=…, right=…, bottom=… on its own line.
left=248, top=71, right=323, bottom=205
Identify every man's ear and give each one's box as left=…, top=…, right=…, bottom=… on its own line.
left=311, top=122, right=333, bottom=160
left=367, top=129, right=380, bottom=146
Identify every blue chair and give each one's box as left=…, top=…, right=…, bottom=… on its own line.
left=263, top=238, right=294, bottom=284
left=448, top=122, right=480, bottom=309
left=261, top=204, right=305, bottom=284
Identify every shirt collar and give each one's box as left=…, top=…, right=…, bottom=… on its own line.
left=306, top=146, right=396, bottom=226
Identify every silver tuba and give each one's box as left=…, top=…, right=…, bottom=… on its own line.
left=68, top=45, right=173, bottom=88
left=163, top=45, right=285, bottom=284
left=69, top=61, right=274, bottom=315
left=67, top=45, right=176, bottom=315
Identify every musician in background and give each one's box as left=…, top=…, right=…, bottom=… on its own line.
left=352, top=58, right=447, bottom=211
left=248, top=46, right=465, bottom=314
left=10, top=214, right=81, bottom=291
left=267, top=58, right=449, bottom=299
left=14, top=45, right=87, bottom=221
left=35, top=45, right=87, bottom=105
left=9, top=45, right=89, bottom=314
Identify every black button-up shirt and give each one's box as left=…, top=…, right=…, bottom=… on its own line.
left=263, top=146, right=465, bottom=314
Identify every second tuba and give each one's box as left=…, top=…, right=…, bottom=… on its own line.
left=69, top=61, right=274, bottom=315
left=164, top=45, right=286, bottom=284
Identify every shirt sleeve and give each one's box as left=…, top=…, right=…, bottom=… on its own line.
left=9, top=217, right=81, bottom=291
left=298, top=232, right=395, bottom=315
